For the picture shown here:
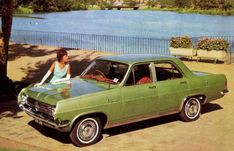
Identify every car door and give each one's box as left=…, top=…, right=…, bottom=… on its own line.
left=155, top=62, right=189, bottom=114
left=120, top=63, right=158, bottom=120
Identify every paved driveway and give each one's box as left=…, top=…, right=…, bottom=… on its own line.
left=1, top=47, right=234, bottom=151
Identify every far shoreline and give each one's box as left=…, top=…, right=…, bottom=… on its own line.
left=14, top=7, right=234, bottom=16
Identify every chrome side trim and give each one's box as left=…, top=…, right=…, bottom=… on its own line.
left=19, top=104, right=69, bottom=128
left=104, top=110, right=179, bottom=129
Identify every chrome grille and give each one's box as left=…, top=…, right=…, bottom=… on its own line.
left=26, top=97, right=54, bottom=116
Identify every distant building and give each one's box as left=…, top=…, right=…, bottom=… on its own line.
left=111, top=0, right=151, bottom=4
left=113, top=1, right=123, bottom=6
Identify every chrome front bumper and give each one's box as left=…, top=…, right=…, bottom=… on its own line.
left=19, top=103, right=69, bottom=129
left=221, top=90, right=229, bottom=95
left=221, top=89, right=229, bottom=96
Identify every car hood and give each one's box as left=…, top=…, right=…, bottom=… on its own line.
left=26, top=78, right=109, bottom=105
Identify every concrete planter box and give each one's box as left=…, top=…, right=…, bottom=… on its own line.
left=197, top=49, right=227, bottom=63
left=170, top=47, right=196, bottom=58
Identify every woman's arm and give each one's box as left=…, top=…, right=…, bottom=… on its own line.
left=66, top=64, right=71, bottom=79
left=49, top=62, right=55, bottom=72
left=35, top=62, right=55, bottom=86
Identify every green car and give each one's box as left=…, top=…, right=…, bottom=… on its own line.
left=18, top=54, right=228, bottom=147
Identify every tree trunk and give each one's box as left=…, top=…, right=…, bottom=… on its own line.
left=0, top=0, right=13, bottom=76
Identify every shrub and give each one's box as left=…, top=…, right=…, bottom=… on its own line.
left=197, top=38, right=229, bottom=51
left=14, top=6, right=33, bottom=14
left=97, top=1, right=112, bottom=10
left=147, top=0, right=158, bottom=8
left=72, top=2, right=88, bottom=10
left=170, top=36, right=192, bottom=48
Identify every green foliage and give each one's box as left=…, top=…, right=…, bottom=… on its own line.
left=97, top=0, right=114, bottom=10
left=186, top=0, right=233, bottom=10
left=71, top=2, right=88, bottom=10
left=147, top=0, right=158, bottom=8
left=14, top=5, right=33, bottom=14
left=31, top=0, right=74, bottom=12
left=89, top=0, right=97, bottom=6
left=174, top=0, right=190, bottom=8
left=12, top=0, right=234, bottom=14
left=15, top=0, right=88, bottom=12
left=197, top=38, right=229, bottom=51
left=147, top=0, right=234, bottom=11
left=170, top=36, right=193, bottom=48
left=88, top=5, right=101, bottom=10
left=194, top=0, right=216, bottom=9
left=188, top=8, right=234, bottom=15
left=157, top=0, right=174, bottom=8
left=141, top=7, right=234, bottom=15
left=56, top=0, right=73, bottom=11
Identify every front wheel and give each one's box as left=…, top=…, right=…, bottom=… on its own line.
left=70, top=117, right=102, bottom=147
left=179, top=97, right=201, bottom=122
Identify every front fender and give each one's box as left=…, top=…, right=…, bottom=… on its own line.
left=69, top=111, right=108, bottom=130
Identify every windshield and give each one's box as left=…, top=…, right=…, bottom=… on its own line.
left=81, top=60, right=129, bottom=84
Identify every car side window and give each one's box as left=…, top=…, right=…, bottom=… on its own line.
left=155, top=62, right=183, bottom=81
left=125, top=64, right=152, bottom=86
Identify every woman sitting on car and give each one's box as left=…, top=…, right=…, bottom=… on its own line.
left=36, top=48, right=71, bottom=86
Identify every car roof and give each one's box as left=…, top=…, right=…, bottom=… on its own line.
left=98, top=54, right=175, bottom=64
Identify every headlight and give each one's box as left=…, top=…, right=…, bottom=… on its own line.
left=18, top=93, right=28, bottom=103
left=18, top=94, right=28, bottom=110
left=52, top=107, right=56, bottom=116
left=21, top=94, right=28, bottom=102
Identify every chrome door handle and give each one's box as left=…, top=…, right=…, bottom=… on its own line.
left=149, top=86, right=156, bottom=89
left=180, top=81, right=187, bottom=84
left=108, top=98, right=118, bottom=102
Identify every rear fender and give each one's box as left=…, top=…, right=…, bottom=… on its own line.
left=179, top=94, right=207, bottom=111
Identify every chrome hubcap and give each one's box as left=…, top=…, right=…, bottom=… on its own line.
left=185, top=99, right=200, bottom=119
left=77, top=119, right=98, bottom=143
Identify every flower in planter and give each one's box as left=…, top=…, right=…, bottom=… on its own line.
left=169, top=36, right=196, bottom=58
left=197, top=38, right=229, bottom=51
left=170, top=36, right=193, bottom=48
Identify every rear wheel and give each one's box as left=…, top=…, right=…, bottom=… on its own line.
left=179, top=97, right=201, bottom=122
left=70, top=117, right=102, bottom=147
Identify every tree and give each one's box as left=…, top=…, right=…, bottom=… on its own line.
left=173, top=0, right=190, bottom=8
left=189, top=0, right=202, bottom=9
left=0, top=0, right=16, bottom=99
left=0, top=0, right=13, bottom=76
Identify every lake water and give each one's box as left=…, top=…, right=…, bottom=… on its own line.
left=12, top=10, right=234, bottom=38
left=3, top=10, right=233, bottom=54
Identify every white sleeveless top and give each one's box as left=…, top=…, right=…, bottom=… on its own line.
left=50, top=61, right=69, bottom=82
